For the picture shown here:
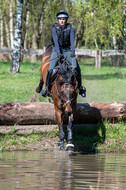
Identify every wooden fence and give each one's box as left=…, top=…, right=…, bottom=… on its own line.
left=0, top=47, right=125, bottom=68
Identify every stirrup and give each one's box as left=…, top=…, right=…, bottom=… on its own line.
left=79, top=86, right=86, bottom=98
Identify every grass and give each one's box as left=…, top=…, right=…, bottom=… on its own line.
left=0, top=58, right=126, bottom=103
left=72, top=121, right=126, bottom=153
left=0, top=61, right=45, bottom=102
left=0, top=130, right=59, bottom=151
left=0, top=121, right=125, bottom=153
left=78, top=58, right=126, bottom=103
left=97, top=121, right=126, bottom=153
left=0, top=58, right=126, bottom=153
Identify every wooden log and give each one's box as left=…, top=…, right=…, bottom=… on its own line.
left=0, top=101, right=126, bottom=126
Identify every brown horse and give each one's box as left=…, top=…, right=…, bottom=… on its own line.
left=39, top=46, right=78, bottom=151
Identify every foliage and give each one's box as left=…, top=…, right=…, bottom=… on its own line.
left=0, top=0, right=124, bottom=50
left=72, top=0, right=124, bottom=49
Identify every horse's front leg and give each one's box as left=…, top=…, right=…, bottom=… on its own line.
left=55, top=108, right=65, bottom=150
left=66, top=113, right=74, bottom=151
left=59, top=122, right=65, bottom=150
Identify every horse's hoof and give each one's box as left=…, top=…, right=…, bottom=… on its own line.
left=66, top=144, right=74, bottom=152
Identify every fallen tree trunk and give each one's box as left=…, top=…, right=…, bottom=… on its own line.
left=0, top=101, right=126, bottom=125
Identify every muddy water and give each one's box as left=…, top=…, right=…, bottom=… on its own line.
left=0, top=150, right=126, bottom=190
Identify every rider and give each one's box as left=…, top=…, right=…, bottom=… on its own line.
left=36, top=10, right=86, bottom=97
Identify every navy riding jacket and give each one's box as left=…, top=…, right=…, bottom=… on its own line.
left=52, top=23, right=75, bottom=53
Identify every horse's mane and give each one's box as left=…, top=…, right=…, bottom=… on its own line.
left=58, top=63, right=76, bottom=85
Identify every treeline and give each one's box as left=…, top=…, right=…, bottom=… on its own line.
left=0, top=0, right=125, bottom=51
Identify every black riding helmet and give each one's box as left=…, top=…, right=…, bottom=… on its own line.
left=56, top=10, right=69, bottom=19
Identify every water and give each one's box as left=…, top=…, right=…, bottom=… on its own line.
left=0, top=150, right=126, bottom=190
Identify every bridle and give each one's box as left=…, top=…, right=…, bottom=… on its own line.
left=54, top=74, right=78, bottom=105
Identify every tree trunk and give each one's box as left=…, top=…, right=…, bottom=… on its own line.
left=5, top=20, right=11, bottom=47
left=0, top=101, right=126, bottom=126
left=10, top=0, right=23, bottom=73
left=23, top=11, right=29, bottom=49
left=110, top=3, right=126, bottom=66
left=30, top=22, right=38, bottom=62
left=21, top=3, right=29, bottom=62
left=123, top=2, right=126, bottom=65
left=123, top=2, right=126, bottom=49
left=0, top=14, right=3, bottom=47
left=112, top=34, right=117, bottom=50
left=10, top=0, right=14, bottom=48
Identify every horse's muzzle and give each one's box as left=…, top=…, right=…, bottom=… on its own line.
left=65, top=110, right=72, bottom=116
left=65, top=104, right=72, bottom=116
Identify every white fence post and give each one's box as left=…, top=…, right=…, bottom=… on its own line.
left=95, top=49, right=101, bottom=68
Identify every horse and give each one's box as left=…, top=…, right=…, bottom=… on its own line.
left=39, top=46, right=78, bottom=151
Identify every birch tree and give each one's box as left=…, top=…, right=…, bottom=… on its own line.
left=10, top=0, right=14, bottom=48
left=123, top=1, right=126, bottom=49
left=123, top=0, right=126, bottom=65
left=0, top=10, right=3, bottom=47
left=10, top=0, right=24, bottom=73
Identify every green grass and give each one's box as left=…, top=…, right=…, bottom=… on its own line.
left=97, top=121, right=126, bottom=153
left=0, top=58, right=126, bottom=103
left=0, top=61, right=45, bottom=102
left=0, top=132, right=44, bottom=150
left=78, top=58, right=126, bottom=103
left=0, top=127, right=59, bottom=151
left=0, top=59, right=126, bottom=153
left=0, top=122, right=125, bottom=152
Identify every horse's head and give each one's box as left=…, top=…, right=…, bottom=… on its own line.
left=58, top=67, right=78, bottom=116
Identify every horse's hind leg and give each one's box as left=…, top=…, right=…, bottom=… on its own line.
left=66, top=114, right=74, bottom=151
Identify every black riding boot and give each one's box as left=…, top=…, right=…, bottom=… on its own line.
left=75, top=68, right=86, bottom=98
left=40, top=70, right=53, bottom=97
left=36, top=81, right=43, bottom=93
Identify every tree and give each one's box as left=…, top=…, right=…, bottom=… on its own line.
left=10, top=0, right=14, bottom=48
left=10, top=0, right=24, bottom=73
left=0, top=0, right=125, bottom=60
left=123, top=0, right=126, bottom=50
left=0, top=11, right=3, bottom=47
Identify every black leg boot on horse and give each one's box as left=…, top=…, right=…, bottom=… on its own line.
left=40, top=69, right=53, bottom=97
left=75, top=67, right=86, bottom=98
left=36, top=79, right=43, bottom=93
left=66, top=114, right=74, bottom=152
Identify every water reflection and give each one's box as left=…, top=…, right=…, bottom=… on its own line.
left=0, top=150, right=126, bottom=190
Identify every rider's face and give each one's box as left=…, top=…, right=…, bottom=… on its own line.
left=58, top=18, right=67, bottom=27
